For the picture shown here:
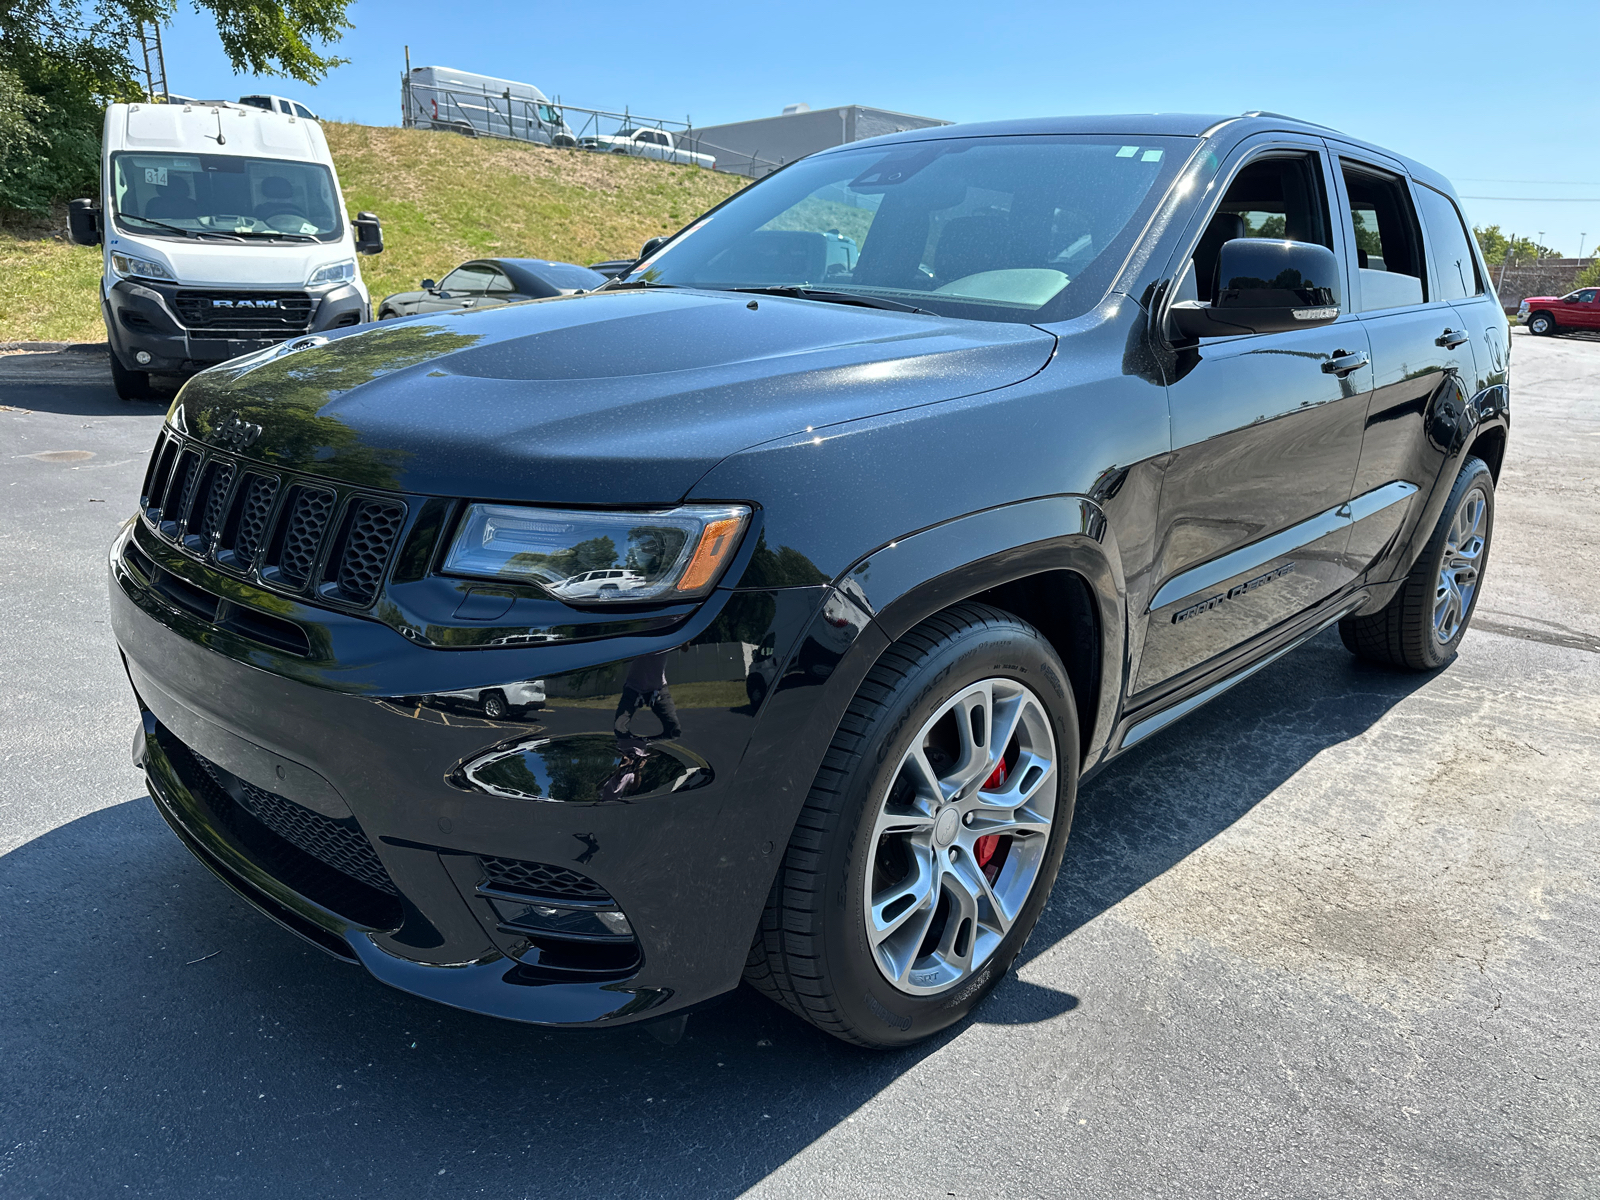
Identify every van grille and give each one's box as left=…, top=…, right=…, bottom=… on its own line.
left=174, top=290, right=315, bottom=333
left=139, top=430, right=407, bottom=609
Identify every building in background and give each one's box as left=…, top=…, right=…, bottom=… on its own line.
left=679, top=104, right=950, bottom=179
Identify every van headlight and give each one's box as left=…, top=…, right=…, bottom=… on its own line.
left=307, top=259, right=356, bottom=287
left=443, top=504, right=751, bottom=602
left=110, top=251, right=175, bottom=281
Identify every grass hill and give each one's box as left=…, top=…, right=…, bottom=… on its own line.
left=0, top=122, right=745, bottom=344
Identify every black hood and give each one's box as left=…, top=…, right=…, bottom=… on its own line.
left=172, top=288, right=1056, bottom=502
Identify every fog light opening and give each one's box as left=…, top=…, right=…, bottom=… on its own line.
left=134, top=351, right=153, bottom=365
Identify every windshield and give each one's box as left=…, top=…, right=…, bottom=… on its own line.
left=625, top=133, right=1191, bottom=324
left=534, top=262, right=608, bottom=290
left=110, top=152, right=344, bottom=242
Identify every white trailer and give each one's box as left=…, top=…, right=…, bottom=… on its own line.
left=403, top=65, right=575, bottom=146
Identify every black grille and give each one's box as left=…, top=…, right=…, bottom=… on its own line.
left=336, top=500, right=406, bottom=604
left=163, top=448, right=202, bottom=529
left=274, top=487, right=336, bottom=585
left=173, top=290, right=314, bottom=332
left=191, top=460, right=235, bottom=545
left=137, top=433, right=407, bottom=608
left=192, top=752, right=398, bottom=896
left=480, top=857, right=613, bottom=903
left=226, top=474, right=280, bottom=565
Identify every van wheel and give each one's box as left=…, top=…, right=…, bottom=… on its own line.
left=744, top=603, right=1078, bottom=1047
left=1528, top=312, right=1556, bottom=336
left=1339, top=456, right=1494, bottom=670
left=108, top=348, right=155, bottom=401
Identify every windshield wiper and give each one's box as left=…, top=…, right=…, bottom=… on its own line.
left=225, top=229, right=319, bottom=243
left=727, top=286, right=930, bottom=315
left=117, top=214, right=246, bottom=241
left=599, top=277, right=679, bottom=290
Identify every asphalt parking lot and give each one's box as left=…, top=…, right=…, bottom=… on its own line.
left=1, top=328, right=1595, bottom=1199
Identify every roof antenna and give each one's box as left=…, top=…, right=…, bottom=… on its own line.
left=209, top=107, right=226, bottom=145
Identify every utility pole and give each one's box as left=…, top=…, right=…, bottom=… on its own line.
left=1497, top=232, right=1514, bottom=294
left=137, top=21, right=169, bottom=103
left=1579, top=233, right=1588, bottom=261
left=1536, top=231, right=1545, bottom=261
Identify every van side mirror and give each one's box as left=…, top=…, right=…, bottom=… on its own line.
left=67, top=199, right=101, bottom=246
left=639, top=235, right=667, bottom=260
left=354, top=211, right=384, bottom=255
left=1170, top=239, right=1340, bottom=339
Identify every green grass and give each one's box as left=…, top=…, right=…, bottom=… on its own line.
left=0, top=122, right=746, bottom=344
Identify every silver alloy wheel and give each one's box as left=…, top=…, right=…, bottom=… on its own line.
left=1434, top=485, right=1488, bottom=645
left=863, top=678, right=1058, bottom=995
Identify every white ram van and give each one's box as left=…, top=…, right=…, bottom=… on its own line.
left=67, top=101, right=383, bottom=400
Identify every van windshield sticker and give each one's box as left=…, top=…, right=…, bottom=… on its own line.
left=144, top=167, right=168, bottom=186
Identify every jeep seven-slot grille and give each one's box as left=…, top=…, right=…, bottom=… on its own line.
left=139, top=431, right=406, bottom=608
left=173, top=290, right=314, bottom=333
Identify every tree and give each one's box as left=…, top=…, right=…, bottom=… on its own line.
left=0, top=0, right=353, bottom=213
left=1473, top=224, right=1563, bottom=266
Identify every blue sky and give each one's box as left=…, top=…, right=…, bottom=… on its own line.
left=161, top=0, right=1600, bottom=256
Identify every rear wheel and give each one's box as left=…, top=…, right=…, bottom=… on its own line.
left=744, top=603, right=1078, bottom=1047
left=481, top=691, right=508, bottom=719
left=1528, top=311, right=1557, bottom=336
left=108, top=348, right=154, bottom=401
left=1340, top=456, right=1494, bottom=670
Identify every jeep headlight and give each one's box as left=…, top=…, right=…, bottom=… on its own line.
left=110, top=251, right=175, bottom=281
left=444, top=504, right=751, bottom=602
left=307, top=259, right=356, bottom=287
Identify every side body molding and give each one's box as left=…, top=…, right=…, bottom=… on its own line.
left=833, top=495, right=1128, bottom=767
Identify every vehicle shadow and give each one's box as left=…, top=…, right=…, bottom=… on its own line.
left=0, top=628, right=1431, bottom=1198
left=0, top=346, right=176, bottom=418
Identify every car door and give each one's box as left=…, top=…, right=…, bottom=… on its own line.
left=418, top=263, right=495, bottom=314
left=1413, top=179, right=1509, bottom=450
left=1330, top=149, right=1480, bottom=575
left=1572, top=288, right=1600, bottom=329
left=1136, top=137, right=1372, bottom=695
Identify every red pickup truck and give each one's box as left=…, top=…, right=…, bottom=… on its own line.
left=1518, top=287, right=1600, bottom=335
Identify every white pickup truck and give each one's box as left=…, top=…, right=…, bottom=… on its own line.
left=580, top=127, right=715, bottom=169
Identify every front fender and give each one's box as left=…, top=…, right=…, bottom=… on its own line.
left=831, top=495, right=1127, bottom=767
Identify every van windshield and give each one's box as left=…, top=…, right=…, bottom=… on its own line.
left=110, top=152, right=343, bottom=242
left=624, top=133, right=1191, bottom=324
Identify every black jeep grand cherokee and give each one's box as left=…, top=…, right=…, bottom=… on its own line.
left=110, top=113, right=1508, bottom=1048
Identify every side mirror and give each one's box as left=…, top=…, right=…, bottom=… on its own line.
left=1170, top=239, right=1340, bottom=339
left=67, top=199, right=101, bottom=246
left=354, top=211, right=384, bottom=255
left=420, top=278, right=437, bottom=291
left=639, top=235, right=668, bottom=260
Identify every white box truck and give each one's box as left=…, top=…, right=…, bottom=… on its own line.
left=67, top=101, right=384, bottom=400
left=404, top=66, right=575, bottom=147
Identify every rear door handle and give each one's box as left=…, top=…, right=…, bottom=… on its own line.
left=1322, top=349, right=1370, bottom=377
left=1436, top=328, right=1471, bottom=349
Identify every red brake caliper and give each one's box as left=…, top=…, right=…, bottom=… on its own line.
left=975, top=758, right=1006, bottom=872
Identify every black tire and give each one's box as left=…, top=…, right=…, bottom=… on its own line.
left=1339, top=456, right=1495, bottom=670
left=377, top=308, right=396, bottom=320
left=744, top=602, right=1079, bottom=1048
left=109, top=347, right=154, bottom=401
left=1527, top=311, right=1557, bottom=336
left=481, top=692, right=508, bottom=719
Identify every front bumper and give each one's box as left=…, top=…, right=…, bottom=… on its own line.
left=105, top=278, right=368, bottom=376
left=110, top=519, right=878, bottom=1027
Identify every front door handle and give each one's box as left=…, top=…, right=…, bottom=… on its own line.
left=1436, top=328, right=1471, bottom=349
left=460, top=299, right=476, bottom=307
left=1322, top=349, right=1370, bottom=377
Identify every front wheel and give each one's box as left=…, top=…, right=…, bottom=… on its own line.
left=108, top=348, right=154, bottom=401
left=1527, top=311, right=1557, bottom=336
left=1340, top=456, right=1494, bottom=670
left=744, top=602, right=1078, bottom=1047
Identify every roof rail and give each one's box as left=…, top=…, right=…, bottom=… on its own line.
left=1239, top=110, right=1342, bottom=133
